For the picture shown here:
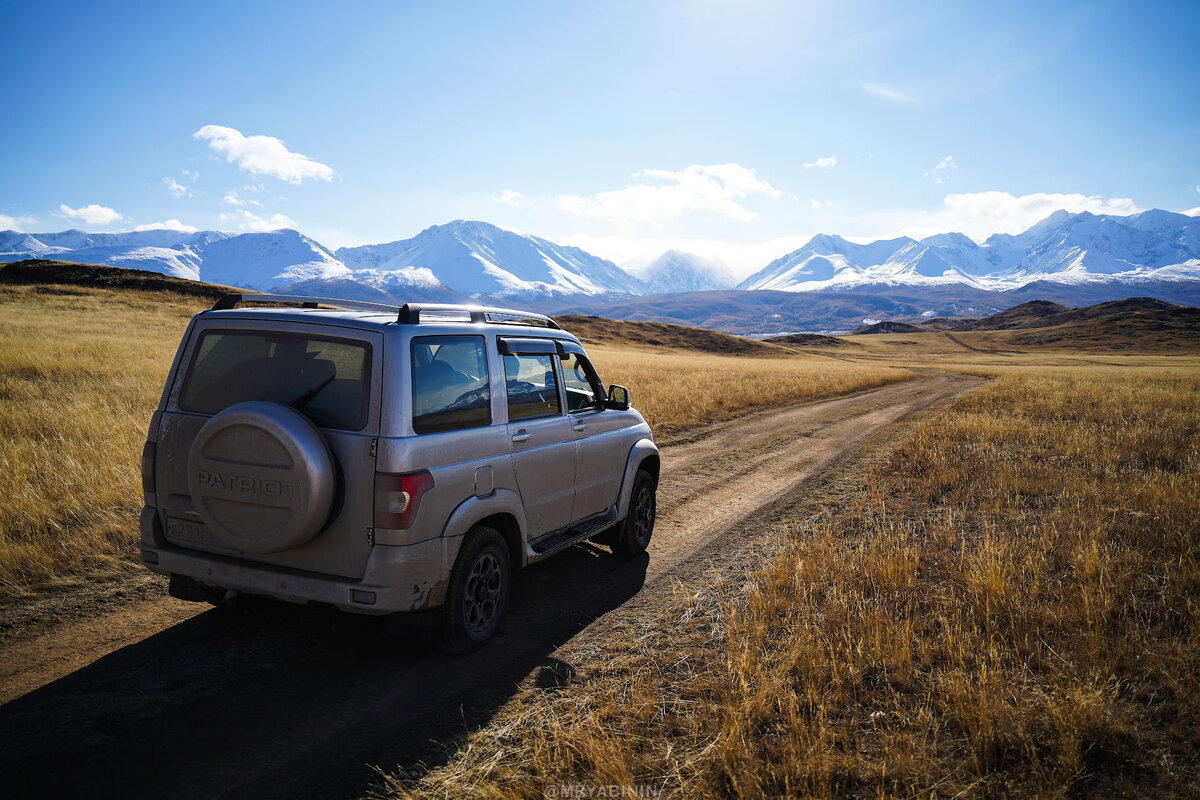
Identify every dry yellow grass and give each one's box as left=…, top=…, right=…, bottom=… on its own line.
left=587, top=345, right=909, bottom=436
left=373, top=364, right=1200, bottom=799
left=0, top=285, right=207, bottom=597
left=0, top=283, right=907, bottom=599
left=823, top=329, right=1197, bottom=371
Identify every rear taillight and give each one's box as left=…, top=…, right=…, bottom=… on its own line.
left=141, top=441, right=156, bottom=493
left=374, top=470, right=434, bottom=529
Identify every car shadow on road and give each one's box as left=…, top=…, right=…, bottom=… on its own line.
left=0, top=544, right=649, bottom=800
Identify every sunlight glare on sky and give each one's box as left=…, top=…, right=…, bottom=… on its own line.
left=1, top=0, right=1197, bottom=276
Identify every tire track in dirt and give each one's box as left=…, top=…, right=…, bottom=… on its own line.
left=644, top=372, right=976, bottom=581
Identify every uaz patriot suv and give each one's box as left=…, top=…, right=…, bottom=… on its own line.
left=139, top=294, right=658, bottom=650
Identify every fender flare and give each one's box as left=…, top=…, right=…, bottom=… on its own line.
left=440, top=487, right=528, bottom=553
left=616, top=438, right=660, bottom=521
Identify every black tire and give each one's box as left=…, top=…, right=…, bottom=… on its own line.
left=612, top=469, right=656, bottom=556
left=439, top=525, right=510, bottom=653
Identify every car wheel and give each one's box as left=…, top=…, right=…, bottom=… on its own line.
left=440, top=525, right=510, bottom=653
left=612, top=469, right=656, bottom=556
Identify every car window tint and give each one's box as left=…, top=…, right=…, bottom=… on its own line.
left=411, top=336, right=490, bottom=434
left=180, top=331, right=371, bottom=431
left=504, top=353, right=561, bottom=420
left=561, top=352, right=603, bottom=411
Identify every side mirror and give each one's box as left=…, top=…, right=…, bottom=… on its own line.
left=605, top=384, right=630, bottom=411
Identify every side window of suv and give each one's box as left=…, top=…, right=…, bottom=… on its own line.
left=504, top=353, right=561, bottom=420
left=411, top=335, right=490, bottom=434
left=561, top=352, right=604, bottom=411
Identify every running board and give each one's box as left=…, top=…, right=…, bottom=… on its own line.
left=529, top=509, right=618, bottom=555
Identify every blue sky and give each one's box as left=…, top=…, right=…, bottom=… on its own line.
left=2, top=0, right=1197, bottom=276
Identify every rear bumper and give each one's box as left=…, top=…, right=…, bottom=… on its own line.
left=140, top=507, right=457, bottom=615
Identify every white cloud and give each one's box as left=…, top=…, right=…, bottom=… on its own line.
left=872, top=191, right=1141, bottom=242
left=222, top=189, right=263, bottom=208
left=220, top=210, right=297, bottom=232
left=558, top=163, right=782, bottom=228
left=1184, top=207, right=1200, bottom=217
left=0, top=213, right=37, bottom=231
left=802, top=156, right=836, bottom=169
left=57, top=203, right=123, bottom=225
left=493, top=189, right=525, bottom=208
left=162, top=169, right=199, bottom=199
left=809, top=199, right=825, bottom=211
left=861, top=83, right=918, bottom=103
left=925, top=155, right=956, bottom=184
left=134, top=219, right=198, bottom=233
left=194, top=125, right=335, bottom=184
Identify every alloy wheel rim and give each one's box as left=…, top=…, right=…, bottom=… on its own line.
left=464, top=551, right=503, bottom=633
left=632, top=486, right=654, bottom=545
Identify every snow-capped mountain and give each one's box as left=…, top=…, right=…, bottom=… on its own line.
left=738, top=234, right=970, bottom=291
left=188, top=230, right=350, bottom=288
left=3, top=210, right=1197, bottom=304
left=0, top=229, right=212, bottom=280
left=0, top=221, right=639, bottom=298
left=631, top=250, right=736, bottom=293
left=0, top=228, right=349, bottom=289
left=740, top=210, right=1200, bottom=292
left=336, top=220, right=643, bottom=297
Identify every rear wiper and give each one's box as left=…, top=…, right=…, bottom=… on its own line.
left=290, top=374, right=335, bottom=410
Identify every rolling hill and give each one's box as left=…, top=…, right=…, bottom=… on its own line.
left=0, top=259, right=791, bottom=357
left=0, top=259, right=234, bottom=300
left=847, top=296, right=1200, bottom=351
left=553, top=314, right=800, bottom=356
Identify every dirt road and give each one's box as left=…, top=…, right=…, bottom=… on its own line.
left=0, top=371, right=979, bottom=800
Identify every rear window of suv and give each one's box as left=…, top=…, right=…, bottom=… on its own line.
left=179, top=330, right=372, bottom=431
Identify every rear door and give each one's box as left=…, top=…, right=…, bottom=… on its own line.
left=501, top=338, right=576, bottom=537
left=154, top=319, right=382, bottom=579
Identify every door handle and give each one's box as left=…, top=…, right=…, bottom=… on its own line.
left=572, top=423, right=588, bottom=432
left=511, top=430, right=531, bottom=443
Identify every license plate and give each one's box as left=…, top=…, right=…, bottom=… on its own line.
left=165, top=517, right=229, bottom=551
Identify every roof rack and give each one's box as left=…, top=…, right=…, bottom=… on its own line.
left=209, top=293, right=561, bottom=329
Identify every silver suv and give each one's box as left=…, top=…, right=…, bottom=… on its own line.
left=139, top=294, right=658, bottom=649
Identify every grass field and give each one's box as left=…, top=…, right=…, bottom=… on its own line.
left=0, top=285, right=208, bottom=598
left=374, top=363, right=1200, bottom=799
left=587, top=345, right=909, bottom=436
left=5, top=268, right=1197, bottom=797
left=0, top=281, right=907, bottom=600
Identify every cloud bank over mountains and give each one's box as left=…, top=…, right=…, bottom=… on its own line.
left=557, top=164, right=782, bottom=227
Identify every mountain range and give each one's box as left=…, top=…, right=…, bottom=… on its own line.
left=739, top=209, right=1200, bottom=291
left=2, top=210, right=1197, bottom=332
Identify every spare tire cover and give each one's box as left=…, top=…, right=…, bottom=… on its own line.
left=187, top=401, right=336, bottom=554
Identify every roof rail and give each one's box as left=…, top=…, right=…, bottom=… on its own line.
left=210, top=293, right=399, bottom=314
left=399, top=302, right=561, bottom=329
left=209, top=293, right=561, bottom=329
